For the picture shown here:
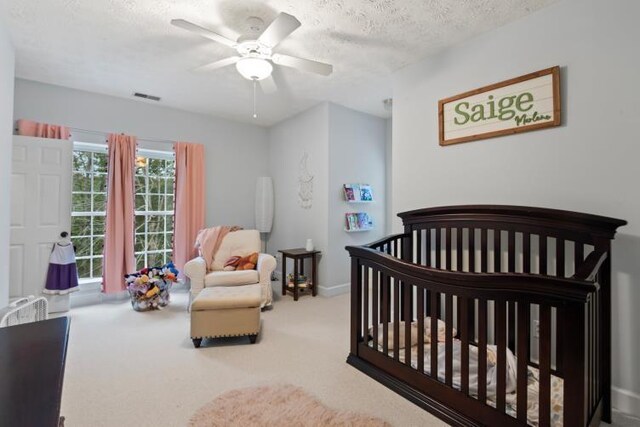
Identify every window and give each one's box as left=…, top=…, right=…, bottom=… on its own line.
left=135, top=154, right=175, bottom=270
left=71, top=145, right=108, bottom=279
left=71, top=144, right=175, bottom=280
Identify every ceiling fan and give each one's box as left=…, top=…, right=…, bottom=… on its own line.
left=171, top=12, right=333, bottom=96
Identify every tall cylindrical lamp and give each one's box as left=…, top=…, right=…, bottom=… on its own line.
left=255, top=177, right=274, bottom=251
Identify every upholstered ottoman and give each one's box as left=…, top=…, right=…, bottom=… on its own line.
left=190, top=284, right=261, bottom=348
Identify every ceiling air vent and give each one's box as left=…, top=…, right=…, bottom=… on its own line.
left=133, top=92, right=161, bottom=102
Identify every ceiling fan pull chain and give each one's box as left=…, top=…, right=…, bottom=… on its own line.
left=253, top=79, right=258, bottom=119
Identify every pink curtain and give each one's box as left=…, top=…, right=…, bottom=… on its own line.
left=16, top=119, right=70, bottom=140
left=102, top=134, right=137, bottom=293
left=173, top=142, right=205, bottom=272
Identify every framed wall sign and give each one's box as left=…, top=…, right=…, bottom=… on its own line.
left=439, top=66, right=561, bottom=146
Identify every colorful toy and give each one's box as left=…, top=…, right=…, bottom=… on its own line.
left=125, top=262, right=179, bottom=312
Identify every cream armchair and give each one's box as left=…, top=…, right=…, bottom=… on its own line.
left=184, top=229, right=275, bottom=308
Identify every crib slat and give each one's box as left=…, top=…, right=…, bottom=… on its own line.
left=381, top=273, right=389, bottom=355
left=539, top=304, right=552, bottom=427
left=540, top=235, right=548, bottom=275
left=446, top=227, right=452, bottom=270
left=496, top=300, right=507, bottom=412
left=445, top=294, right=453, bottom=386
left=393, top=277, right=400, bottom=361
left=456, top=228, right=463, bottom=271
left=425, top=229, right=431, bottom=267
left=469, top=228, right=476, bottom=272
left=481, top=228, right=488, bottom=272
left=575, top=242, right=584, bottom=270
left=517, top=302, right=530, bottom=423
left=478, top=299, right=488, bottom=403
left=508, top=231, right=516, bottom=272
left=372, top=269, right=379, bottom=349
left=417, top=288, right=425, bottom=373
left=494, top=230, right=501, bottom=272
left=404, top=280, right=412, bottom=365
left=363, top=267, right=369, bottom=342
left=435, top=228, right=442, bottom=269
left=508, top=301, right=516, bottom=352
left=523, top=232, right=531, bottom=273
left=460, top=297, right=470, bottom=395
left=431, top=294, right=439, bottom=380
left=557, top=238, right=565, bottom=277
left=416, top=229, right=422, bottom=265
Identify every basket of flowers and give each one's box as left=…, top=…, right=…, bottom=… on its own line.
left=125, top=262, right=179, bottom=311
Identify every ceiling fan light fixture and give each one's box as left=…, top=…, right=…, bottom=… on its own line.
left=236, top=57, right=273, bottom=81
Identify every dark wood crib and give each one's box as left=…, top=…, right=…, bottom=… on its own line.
left=346, top=205, right=626, bottom=427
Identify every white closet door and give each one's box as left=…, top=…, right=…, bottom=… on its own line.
left=10, top=136, right=72, bottom=298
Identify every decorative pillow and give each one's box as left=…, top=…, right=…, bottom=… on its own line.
left=223, top=256, right=241, bottom=271
left=237, top=252, right=258, bottom=270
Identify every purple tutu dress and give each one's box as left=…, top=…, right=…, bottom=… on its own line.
left=44, top=243, right=79, bottom=295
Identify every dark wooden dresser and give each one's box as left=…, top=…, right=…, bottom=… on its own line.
left=0, top=317, right=70, bottom=426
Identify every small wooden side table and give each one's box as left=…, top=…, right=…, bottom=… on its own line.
left=278, top=248, right=320, bottom=301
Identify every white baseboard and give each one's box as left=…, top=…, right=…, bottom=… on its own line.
left=613, top=386, right=640, bottom=419
left=318, top=283, right=350, bottom=297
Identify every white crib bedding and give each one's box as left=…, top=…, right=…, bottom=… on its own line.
left=369, top=340, right=564, bottom=426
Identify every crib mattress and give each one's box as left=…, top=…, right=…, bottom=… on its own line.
left=369, top=342, right=564, bottom=426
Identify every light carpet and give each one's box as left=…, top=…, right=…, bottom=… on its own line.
left=60, top=288, right=444, bottom=426
left=60, top=287, right=640, bottom=426
left=189, top=384, right=390, bottom=426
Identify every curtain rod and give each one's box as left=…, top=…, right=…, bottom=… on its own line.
left=68, top=126, right=175, bottom=145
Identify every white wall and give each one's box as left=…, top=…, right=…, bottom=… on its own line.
left=0, top=15, right=15, bottom=308
left=327, top=103, right=387, bottom=290
left=391, top=0, right=640, bottom=415
left=267, top=103, right=330, bottom=290
left=13, top=79, right=269, bottom=228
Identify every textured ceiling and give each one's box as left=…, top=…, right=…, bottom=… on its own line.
left=2, top=0, right=556, bottom=126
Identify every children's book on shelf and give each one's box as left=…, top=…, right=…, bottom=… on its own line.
left=343, top=184, right=360, bottom=201
left=345, top=212, right=373, bottom=231
left=359, top=184, right=373, bottom=201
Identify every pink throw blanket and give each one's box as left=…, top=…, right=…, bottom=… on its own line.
left=195, top=226, right=242, bottom=271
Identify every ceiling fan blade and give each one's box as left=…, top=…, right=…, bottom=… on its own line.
left=257, top=12, right=301, bottom=47
left=193, top=56, right=241, bottom=72
left=171, top=19, right=237, bottom=48
left=259, top=75, right=278, bottom=94
left=272, top=54, right=333, bottom=76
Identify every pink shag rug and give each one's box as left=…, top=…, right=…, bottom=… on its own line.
left=189, top=384, right=391, bottom=427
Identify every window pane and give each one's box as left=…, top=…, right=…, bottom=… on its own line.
left=135, top=215, right=145, bottom=233
left=148, top=159, right=163, bottom=176
left=147, top=252, right=163, bottom=267
left=91, top=258, right=103, bottom=278
left=165, top=160, right=175, bottom=177
left=135, top=176, right=145, bottom=194
left=73, top=151, right=91, bottom=172
left=147, top=233, right=163, bottom=251
left=135, top=234, right=146, bottom=252
left=73, top=173, right=91, bottom=192
left=149, top=177, right=162, bottom=194
left=72, top=193, right=92, bottom=212
left=166, top=177, right=174, bottom=194
left=93, top=173, right=107, bottom=193
left=93, top=193, right=106, bottom=212
left=165, top=217, right=173, bottom=232
left=71, top=216, right=91, bottom=237
left=93, top=216, right=105, bottom=235
left=165, top=195, right=174, bottom=211
left=135, top=194, right=147, bottom=211
left=75, top=238, right=91, bottom=257
left=136, top=164, right=145, bottom=176
left=92, top=153, right=108, bottom=173
left=76, top=259, right=91, bottom=279
left=165, top=233, right=173, bottom=249
left=149, top=195, right=164, bottom=211
left=93, top=238, right=104, bottom=256
left=147, top=215, right=163, bottom=232
left=136, top=253, right=146, bottom=270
